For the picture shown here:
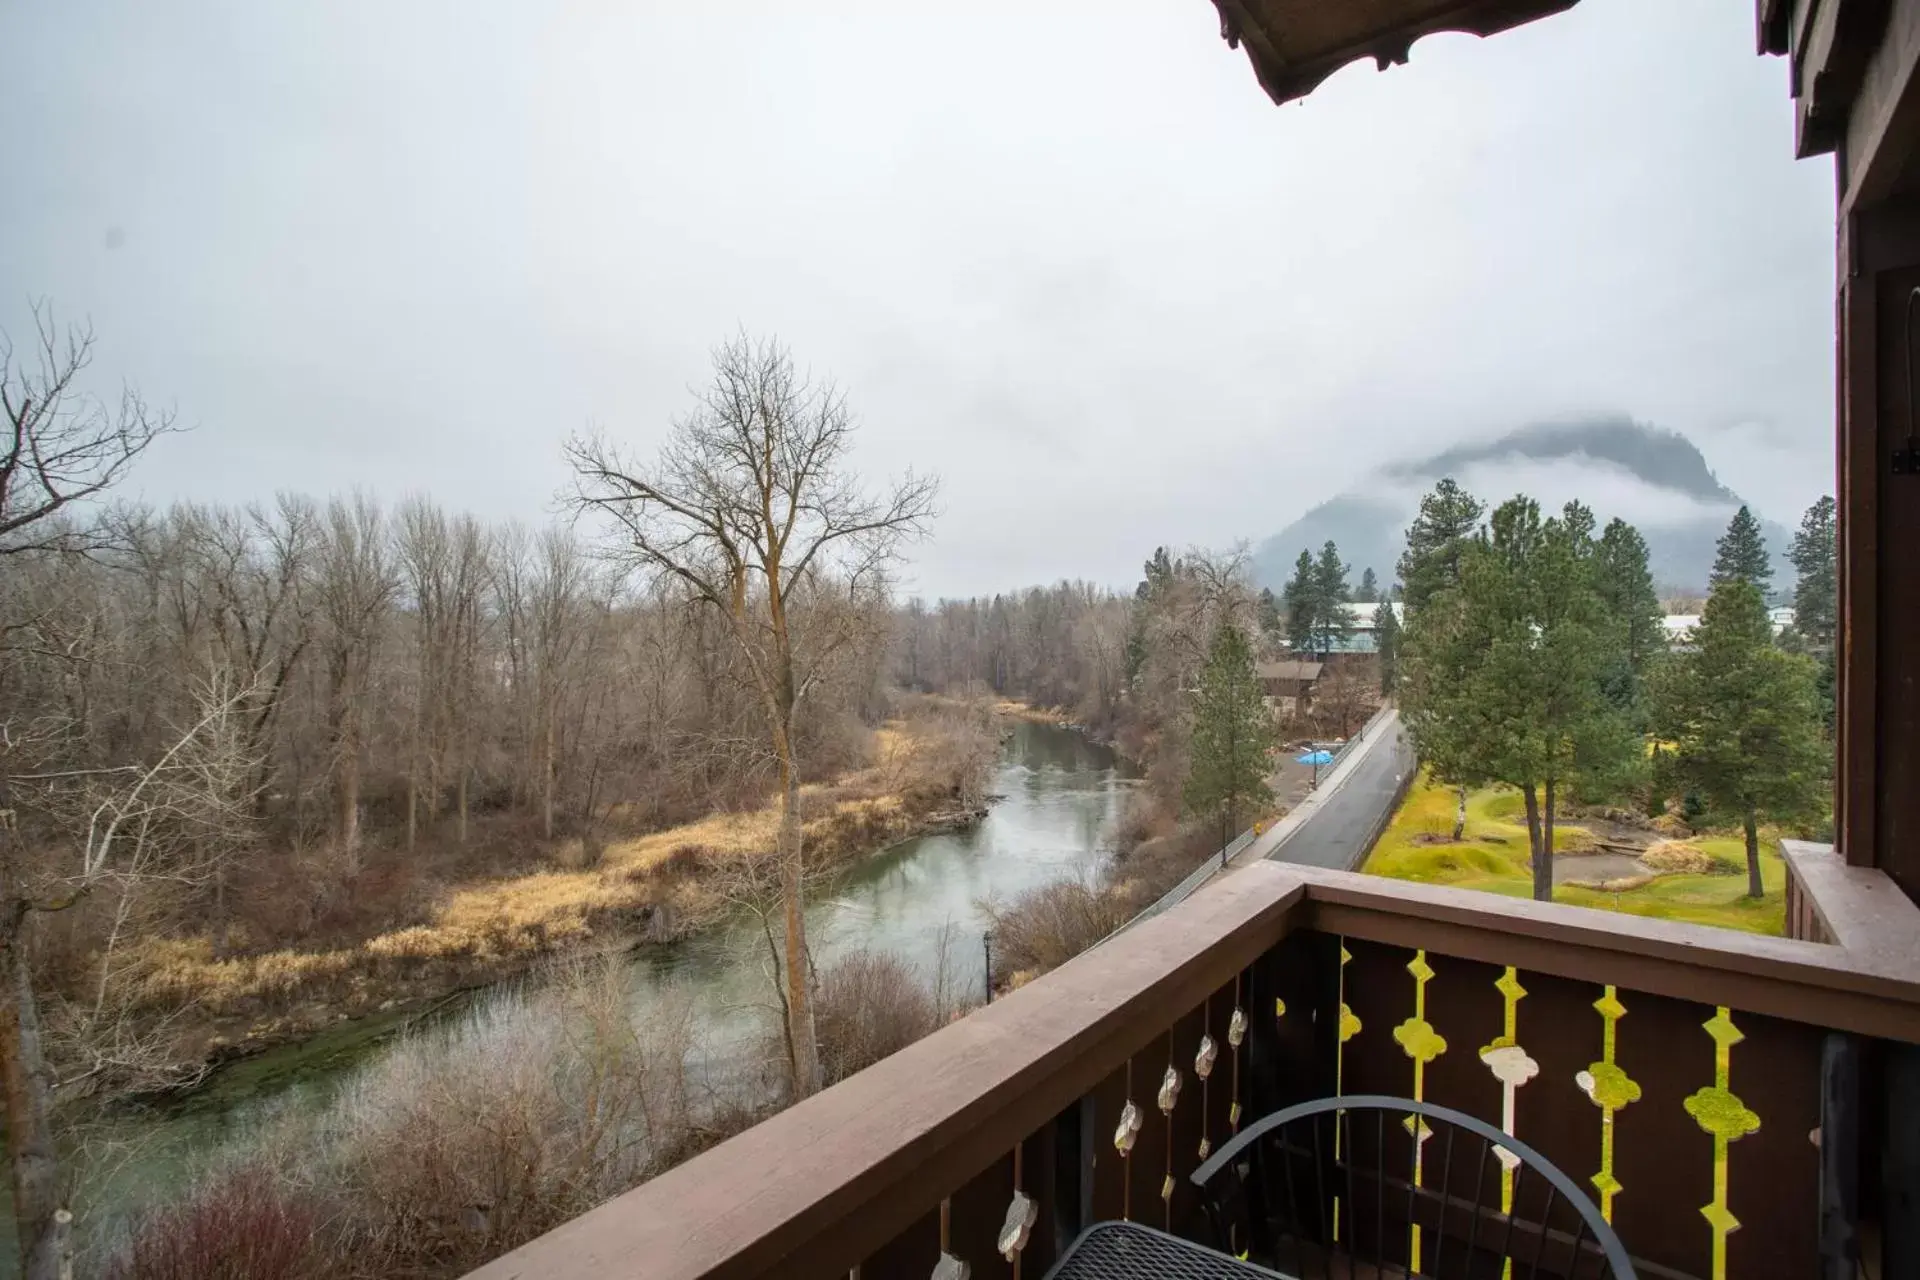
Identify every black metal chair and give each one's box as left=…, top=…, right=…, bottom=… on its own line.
left=1190, top=1095, right=1637, bottom=1280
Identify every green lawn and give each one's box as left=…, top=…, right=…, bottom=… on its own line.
left=1364, top=773, right=1786, bottom=936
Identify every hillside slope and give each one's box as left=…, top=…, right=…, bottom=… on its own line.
left=1252, top=417, right=1792, bottom=593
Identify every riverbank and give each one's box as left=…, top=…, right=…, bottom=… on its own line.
left=69, top=718, right=1135, bottom=1278
left=111, top=700, right=999, bottom=1086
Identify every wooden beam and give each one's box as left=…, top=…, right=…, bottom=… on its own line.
left=1842, top=0, right=1920, bottom=210
left=1838, top=210, right=1879, bottom=868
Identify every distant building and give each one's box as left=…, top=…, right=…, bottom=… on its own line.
left=1256, top=659, right=1323, bottom=717
left=1662, top=607, right=1794, bottom=647
left=1283, top=601, right=1402, bottom=657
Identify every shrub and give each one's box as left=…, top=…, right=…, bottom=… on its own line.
left=1554, top=828, right=1600, bottom=854
left=1641, top=840, right=1734, bottom=876
left=304, top=960, right=691, bottom=1276
left=1649, top=812, right=1693, bottom=838
left=813, top=949, right=937, bottom=1084
left=983, top=877, right=1131, bottom=985
left=108, top=1171, right=324, bottom=1280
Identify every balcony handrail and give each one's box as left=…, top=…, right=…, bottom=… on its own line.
left=462, top=862, right=1920, bottom=1280
left=1291, top=864, right=1920, bottom=1042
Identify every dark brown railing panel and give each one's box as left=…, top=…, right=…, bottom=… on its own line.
left=1339, top=937, right=1824, bottom=1279
left=460, top=862, right=1920, bottom=1280
left=1294, top=866, right=1920, bottom=1042
left=463, top=868, right=1307, bottom=1280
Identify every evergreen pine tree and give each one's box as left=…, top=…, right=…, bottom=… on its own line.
left=1283, top=550, right=1316, bottom=654
left=1789, top=496, right=1837, bottom=652
left=1710, top=506, right=1772, bottom=595
left=1312, top=541, right=1353, bottom=654
left=1357, top=567, right=1379, bottom=603
left=1184, top=622, right=1276, bottom=850
left=1656, top=574, right=1827, bottom=898
left=1125, top=547, right=1175, bottom=688
left=1373, top=599, right=1400, bottom=695
left=1398, top=478, right=1484, bottom=614
left=1256, top=587, right=1283, bottom=646
left=1402, top=497, right=1631, bottom=900
left=1593, top=517, right=1666, bottom=717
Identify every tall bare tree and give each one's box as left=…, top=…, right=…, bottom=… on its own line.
left=568, top=334, right=936, bottom=1098
left=0, top=305, right=177, bottom=1280
left=2, top=303, right=178, bottom=557
left=316, top=495, right=396, bottom=858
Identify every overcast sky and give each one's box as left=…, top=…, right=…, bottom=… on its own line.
left=2, top=0, right=1834, bottom=598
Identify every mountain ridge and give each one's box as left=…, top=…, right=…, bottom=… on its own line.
left=1251, top=416, right=1791, bottom=595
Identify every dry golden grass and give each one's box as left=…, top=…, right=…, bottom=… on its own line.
left=134, top=715, right=968, bottom=1017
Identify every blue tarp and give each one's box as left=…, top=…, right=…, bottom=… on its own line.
left=1296, top=749, right=1334, bottom=766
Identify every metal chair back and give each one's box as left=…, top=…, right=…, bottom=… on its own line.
left=1190, top=1094, right=1636, bottom=1279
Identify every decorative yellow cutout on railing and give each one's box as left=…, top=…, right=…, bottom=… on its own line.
left=1333, top=941, right=1353, bottom=1247
left=1575, top=986, right=1640, bottom=1222
left=1392, top=953, right=1447, bottom=1070
left=1685, top=1008, right=1759, bottom=1280
left=1338, top=944, right=1361, bottom=1045
left=1392, top=950, right=1446, bottom=1274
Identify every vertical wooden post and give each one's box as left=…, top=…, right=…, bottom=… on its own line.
left=1819, top=1034, right=1861, bottom=1280
left=1884, top=1042, right=1920, bottom=1280
left=1837, top=198, right=1920, bottom=902
left=1052, top=1099, right=1088, bottom=1258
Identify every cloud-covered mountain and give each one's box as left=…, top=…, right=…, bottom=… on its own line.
left=1251, top=417, right=1793, bottom=595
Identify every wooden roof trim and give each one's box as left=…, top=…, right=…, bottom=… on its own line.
left=1211, top=0, right=1581, bottom=106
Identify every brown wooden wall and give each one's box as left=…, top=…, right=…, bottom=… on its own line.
left=1840, top=196, right=1920, bottom=902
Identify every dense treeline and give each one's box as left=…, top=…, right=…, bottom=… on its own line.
left=894, top=546, right=1269, bottom=811
left=893, top=584, right=1132, bottom=724
left=2, top=318, right=958, bottom=1279
left=1398, top=476, right=1833, bottom=901
left=6, top=499, right=891, bottom=852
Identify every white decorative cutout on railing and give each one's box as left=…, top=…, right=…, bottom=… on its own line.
left=1114, top=1101, right=1142, bottom=1155
left=1157, top=1066, right=1182, bottom=1114
left=997, top=1191, right=1037, bottom=1261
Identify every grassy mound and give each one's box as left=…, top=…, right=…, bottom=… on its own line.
left=1364, top=774, right=1785, bottom=936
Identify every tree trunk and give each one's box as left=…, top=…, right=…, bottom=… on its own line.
left=0, top=903, right=67, bottom=1280
left=1744, top=808, right=1763, bottom=900
left=213, top=863, right=229, bottom=958
left=1522, top=783, right=1550, bottom=902
left=1452, top=786, right=1467, bottom=842
left=457, top=766, right=469, bottom=848
left=775, top=728, right=820, bottom=1099
left=541, top=713, right=555, bottom=842
left=1543, top=775, right=1557, bottom=865
left=336, top=710, right=361, bottom=857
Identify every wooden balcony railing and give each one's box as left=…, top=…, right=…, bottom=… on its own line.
left=465, top=858, right=1920, bottom=1280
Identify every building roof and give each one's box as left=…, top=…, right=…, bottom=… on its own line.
left=1663, top=611, right=1791, bottom=641
left=1340, top=600, right=1403, bottom=625
left=1257, top=660, right=1324, bottom=682
left=1210, top=0, right=1580, bottom=106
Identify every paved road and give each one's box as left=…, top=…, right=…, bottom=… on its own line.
left=1112, top=708, right=1416, bottom=937
left=1239, top=708, right=1417, bottom=872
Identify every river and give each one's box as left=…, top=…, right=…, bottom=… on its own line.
left=57, top=720, right=1135, bottom=1263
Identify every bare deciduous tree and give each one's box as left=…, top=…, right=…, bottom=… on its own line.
left=1, top=303, right=179, bottom=556
left=317, top=495, right=396, bottom=858
left=568, top=334, right=936, bottom=1098
left=0, top=305, right=181, bottom=1280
